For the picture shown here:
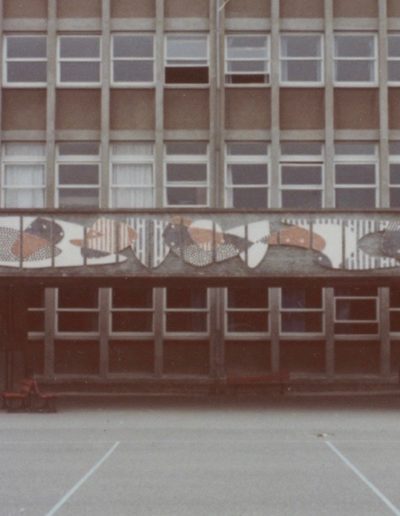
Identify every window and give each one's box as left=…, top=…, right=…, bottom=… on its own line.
left=280, top=34, right=323, bottom=84
left=164, top=287, right=209, bottom=334
left=334, top=287, right=378, bottom=335
left=2, top=143, right=46, bottom=208
left=225, top=142, right=269, bottom=208
left=56, top=287, right=99, bottom=334
left=225, top=35, right=269, bottom=84
left=58, top=36, right=101, bottom=85
left=389, top=142, right=400, bottom=207
left=165, top=34, right=208, bottom=84
left=390, top=288, right=400, bottom=333
left=110, top=143, right=154, bottom=208
left=280, top=288, right=324, bottom=334
left=4, top=35, right=47, bottom=85
left=27, top=287, right=45, bottom=335
left=56, top=142, right=100, bottom=208
left=165, top=142, right=208, bottom=206
left=225, top=288, right=269, bottom=334
left=111, top=34, right=154, bottom=85
left=388, top=35, right=400, bottom=84
left=280, top=142, right=324, bottom=208
left=334, top=142, right=378, bottom=208
left=111, top=288, right=154, bottom=334
left=334, top=34, right=377, bottom=85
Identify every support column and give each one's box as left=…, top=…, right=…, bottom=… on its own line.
left=99, top=288, right=110, bottom=378
left=155, top=0, right=165, bottom=207
left=324, top=0, right=335, bottom=208
left=270, top=0, right=280, bottom=208
left=44, top=288, right=56, bottom=378
left=379, top=287, right=391, bottom=377
left=100, top=0, right=111, bottom=208
left=270, top=288, right=280, bottom=373
left=325, top=287, right=335, bottom=378
left=46, top=0, right=57, bottom=207
left=378, top=0, right=389, bottom=208
left=154, top=288, right=164, bottom=377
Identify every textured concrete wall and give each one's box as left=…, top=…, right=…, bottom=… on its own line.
left=3, top=0, right=47, bottom=17
left=165, top=0, right=209, bottom=18
left=333, top=0, right=378, bottom=17
left=388, top=0, right=400, bottom=17
left=57, top=0, right=101, bottom=18
left=389, top=89, right=400, bottom=129
left=225, top=89, right=271, bottom=129
left=280, top=0, right=324, bottom=18
left=56, top=90, right=101, bottom=130
left=164, top=89, right=209, bottom=129
left=111, top=0, right=155, bottom=18
left=110, top=90, right=155, bottom=130
left=225, top=0, right=270, bottom=18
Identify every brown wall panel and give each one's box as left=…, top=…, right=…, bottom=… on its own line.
left=164, top=89, right=209, bottom=130
left=56, top=90, right=101, bottom=130
left=335, top=341, right=380, bottom=374
left=334, top=89, right=379, bottom=129
left=333, top=0, right=378, bottom=17
left=225, top=341, right=271, bottom=375
left=110, top=90, right=155, bottom=130
left=281, top=0, right=324, bottom=18
left=280, top=88, right=324, bottom=130
left=57, top=0, right=101, bottom=18
left=2, top=90, right=46, bottom=130
left=389, top=89, right=400, bottom=130
left=225, top=88, right=271, bottom=130
left=111, top=0, right=155, bottom=18
left=226, top=0, right=270, bottom=18
left=3, top=0, right=47, bottom=18
left=165, top=0, right=209, bottom=17
left=280, top=341, right=325, bottom=373
left=388, top=0, right=400, bottom=17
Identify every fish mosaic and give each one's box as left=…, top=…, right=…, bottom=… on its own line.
left=1, top=214, right=400, bottom=272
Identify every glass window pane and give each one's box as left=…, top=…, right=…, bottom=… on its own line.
left=166, top=164, right=207, bottom=182
left=113, top=35, right=153, bottom=58
left=336, top=299, right=376, bottom=321
left=5, top=189, right=44, bottom=208
left=226, top=36, right=268, bottom=59
left=281, top=35, right=321, bottom=57
left=390, top=188, right=400, bottom=207
left=59, top=287, right=98, bottom=308
left=227, top=61, right=267, bottom=73
left=281, top=190, right=322, bottom=209
left=390, top=289, right=400, bottom=308
left=335, top=164, right=375, bottom=184
left=59, top=188, right=99, bottom=208
left=166, top=313, right=207, bottom=332
left=58, top=142, right=99, bottom=156
left=112, top=164, right=152, bottom=185
left=228, top=164, right=268, bottom=185
left=166, top=187, right=207, bottom=206
left=388, top=36, right=400, bottom=57
left=112, top=142, right=153, bottom=156
left=390, top=142, right=400, bottom=155
left=227, top=142, right=268, bottom=156
left=166, top=35, right=207, bottom=60
left=112, top=288, right=153, bottom=308
left=7, top=62, right=47, bottom=82
left=388, top=62, right=400, bottom=83
left=335, top=36, right=375, bottom=58
left=281, top=288, right=322, bottom=308
left=282, top=60, right=321, bottom=82
left=166, top=142, right=207, bottom=155
left=59, top=165, right=99, bottom=185
left=4, top=143, right=46, bottom=157
left=60, top=62, right=100, bottom=82
left=112, top=313, right=153, bottom=332
left=335, top=143, right=376, bottom=155
left=7, top=37, right=46, bottom=58
left=113, top=60, right=153, bottom=82
left=335, top=188, right=376, bottom=208
left=167, top=288, right=207, bottom=308
left=334, top=287, right=377, bottom=296
left=60, top=37, right=100, bottom=58
left=281, top=313, right=323, bottom=333
left=58, top=313, right=98, bottom=332
left=230, top=188, right=268, bottom=208
left=227, top=288, right=269, bottom=308
left=281, top=142, right=323, bottom=156
left=4, top=165, right=44, bottom=186
left=335, top=60, right=375, bottom=82
left=227, top=312, right=269, bottom=333
left=390, top=164, right=400, bottom=184
left=281, top=165, right=322, bottom=185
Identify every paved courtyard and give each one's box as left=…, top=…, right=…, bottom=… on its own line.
left=1, top=394, right=400, bottom=516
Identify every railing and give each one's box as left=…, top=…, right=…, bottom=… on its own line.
left=0, top=209, right=400, bottom=279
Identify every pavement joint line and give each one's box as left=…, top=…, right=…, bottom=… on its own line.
left=325, top=440, right=400, bottom=516
left=44, top=440, right=120, bottom=516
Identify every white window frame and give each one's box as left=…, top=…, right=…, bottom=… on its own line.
left=334, top=143, right=378, bottom=209
left=224, top=288, right=270, bottom=337
left=164, top=142, right=209, bottom=207
left=225, top=34, right=270, bottom=85
left=3, top=34, right=47, bottom=87
left=56, top=143, right=101, bottom=209
left=279, top=288, right=325, bottom=336
left=109, top=287, right=155, bottom=337
left=1, top=142, right=46, bottom=208
left=163, top=288, right=210, bottom=337
left=55, top=288, right=100, bottom=337
left=110, top=142, right=155, bottom=208
left=333, top=33, right=378, bottom=87
left=389, top=288, right=400, bottom=336
left=225, top=142, right=270, bottom=208
left=164, top=33, right=209, bottom=85
left=388, top=34, right=400, bottom=85
left=389, top=142, right=400, bottom=207
left=111, top=33, right=155, bottom=86
left=334, top=288, right=379, bottom=337
left=280, top=33, right=324, bottom=86
left=279, top=143, right=324, bottom=209
left=57, top=35, right=101, bottom=87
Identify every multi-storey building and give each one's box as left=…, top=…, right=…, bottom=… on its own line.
left=1, top=0, right=400, bottom=391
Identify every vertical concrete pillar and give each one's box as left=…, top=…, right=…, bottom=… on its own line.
left=100, top=0, right=111, bottom=209
left=99, top=288, right=110, bottom=378
left=270, top=288, right=280, bottom=373
left=324, top=0, right=335, bottom=209
left=155, top=0, right=165, bottom=207
left=379, top=287, right=391, bottom=377
left=378, top=0, right=389, bottom=209
left=324, top=287, right=335, bottom=378
left=44, top=288, right=56, bottom=378
left=46, top=0, right=57, bottom=207
left=269, top=0, right=280, bottom=208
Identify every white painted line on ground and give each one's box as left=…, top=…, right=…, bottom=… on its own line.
left=325, top=440, right=400, bottom=516
left=45, top=440, right=120, bottom=516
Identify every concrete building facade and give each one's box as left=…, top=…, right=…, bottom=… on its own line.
left=1, top=0, right=400, bottom=391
